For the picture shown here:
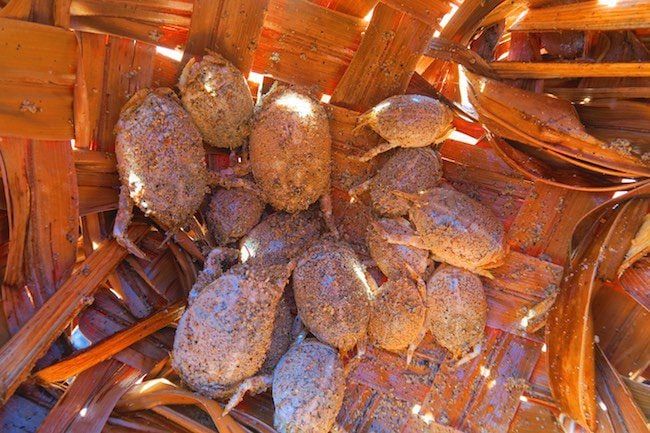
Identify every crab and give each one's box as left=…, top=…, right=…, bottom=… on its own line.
left=350, top=147, right=443, bottom=216
left=426, top=264, right=487, bottom=363
left=113, top=88, right=210, bottom=258
left=367, top=217, right=429, bottom=280
left=371, top=187, right=507, bottom=277
left=172, top=261, right=294, bottom=414
left=355, top=94, right=454, bottom=161
left=178, top=53, right=254, bottom=148
left=272, top=340, right=345, bottom=433
left=292, top=239, right=375, bottom=353
left=214, top=85, right=337, bottom=234
left=204, top=186, right=265, bottom=245
left=239, top=209, right=324, bottom=266
left=368, top=270, right=428, bottom=364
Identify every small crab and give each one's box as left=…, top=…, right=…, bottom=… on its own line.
left=350, top=147, right=443, bottom=216
left=214, top=85, right=337, bottom=234
left=367, top=217, right=429, bottom=280
left=240, top=209, right=324, bottom=266
left=178, top=53, right=254, bottom=148
left=113, top=88, right=210, bottom=258
left=273, top=340, right=346, bottom=433
left=204, top=187, right=265, bottom=245
left=368, top=271, right=428, bottom=364
left=172, top=261, right=294, bottom=414
left=292, top=240, right=375, bottom=353
left=426, top=264, right=487, bottom=363
left=355, top=94, right=454, bottom=161
left=372, top=187, right=507, bottom=277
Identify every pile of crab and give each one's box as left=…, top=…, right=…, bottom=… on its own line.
left=113, top=52, right=507, bottom=433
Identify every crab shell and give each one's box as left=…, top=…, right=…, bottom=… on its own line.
left=205, top=187, right=265, bottom=244
left=426, top=265, right=487, bottom=357
left=249, top=86, right=331, bottom=212
left=367, top=217, right=429, bottom=280
left=115, top=88, right=208, bottom=228
left=273, top=340, right=345, bottom=433
left=172, top=263, right=292, bottom=398
left=369, top=147, right=442, bottom=216
left=369, top=277, right=427, bottom=352
left=410, top=187, right=506, bottom=273
left=293, top=240, right=371, bottom=352
left=178, top=54, right=254, bottom=148
left=358, top=94, right=454, bottom=148
left=240, top=210, right=324, bottom=266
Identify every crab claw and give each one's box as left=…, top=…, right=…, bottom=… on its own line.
left=456, top=343, right=482, bottom=367
left=222, top=375, right=272, bottom=416
left=114, top=185, right=146, bottom=259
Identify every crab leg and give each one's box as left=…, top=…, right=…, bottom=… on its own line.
left=357, top=141, right=400, bottom=162
left=348, top=179, right=371, bottom=198
left=371, top=220, right=429, bottom=250
left=407, top=326, right=428, bottom=366
left=223, top=375, right=273, bottom=415
left=208, top=170, right=261, bottom=195
left=319, top=193, right=339, bottom=239
left=113, top=185, right=146, bottom=259
left=456, top=343, right=482, bottom=367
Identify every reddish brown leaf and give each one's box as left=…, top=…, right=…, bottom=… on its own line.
left=546, top=194, right=649, bottom=430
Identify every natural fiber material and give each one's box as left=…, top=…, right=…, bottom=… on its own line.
left=0, top=1, right=648, bottom=433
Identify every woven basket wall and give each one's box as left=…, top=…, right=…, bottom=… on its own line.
left=0, top=0, right=648, bottom=432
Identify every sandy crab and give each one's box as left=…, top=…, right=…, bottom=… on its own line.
left=350, top=147, right=442, bottom=216
left=355, top=94, right=454, bottom=161
left=178, top=53, right=254, bottom=148
left=372, top=187, right=506, bottom=277
left=204, top=187, right=265, bottom=245
left=215, top=85, right=336, bottom=233
left=113, top=88, right=209, bottom=257
left=272, top=340, right=345, bottom=433
left=172, top=261, right=294, bottom=413
left=292, top=240, right=375, bottom=353
left=239, top=209, right=324, bottom=266
left=426, top=264, right=487, bottom=362
left=368, top=273, right=428, bottom=364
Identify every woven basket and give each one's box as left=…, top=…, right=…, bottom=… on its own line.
left=0, top=0, right=648, bottom=432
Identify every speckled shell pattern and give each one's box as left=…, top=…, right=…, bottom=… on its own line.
left=273, top=340, right=345, bottom=433
left=249, top=86, right=331, bottom=212
left=115, top=88, right=208, bottom=229
left=409, top=187, right=506, bottom=272
left=369, top=277, right=427, bottom=352
left=292, top=240, right=371, bottom=352
left=178, top=54, right=254, bottom=148
left=172, top=263, right=291, bottom=398
left=205, top=187, right=265, bottom=244
left=362, top=94, right=454, bottom=148
left=369, top=147, right=442, bottom=216
left=240, top=210, right=324, bottom=266
left=367, top=217, right=429, bottom=280
left=426, top=265, right=487, bottom=357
